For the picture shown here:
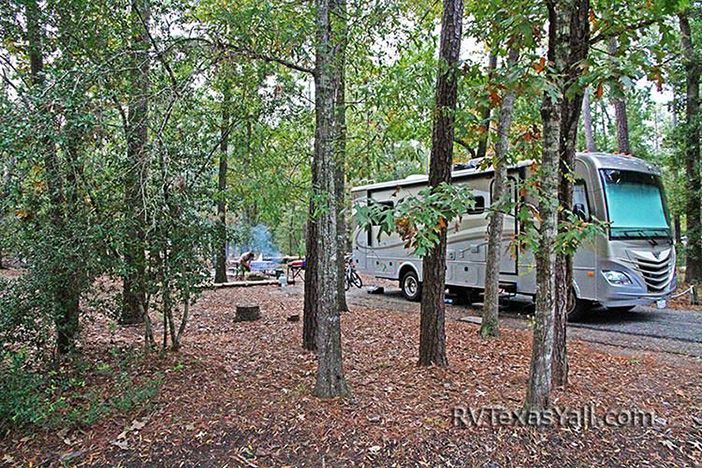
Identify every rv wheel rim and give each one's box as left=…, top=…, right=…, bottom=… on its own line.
left=404, top=276, right=418, bottom=296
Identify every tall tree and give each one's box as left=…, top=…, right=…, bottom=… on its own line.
left=25, top=0, right=79, bottom=354
left=525, top=0, right=569, bottom=410
left=679, top=11, right=702, bottom=290
left=480, top=47, right=519, bottom=338
left=122, top=0, right=150, bottom=325
left=552, top=0, right=590, bottom=387
left=305, top=0, right=349, bottom=348
left=312, top=0, right=349, bottom=397
left=608, top=37, right=631, bottom=153
left=418, top=0, right=463, bottom=367
left=333, top=0, right=349, bottom=313
left=214, top=74, right=231, bottom=284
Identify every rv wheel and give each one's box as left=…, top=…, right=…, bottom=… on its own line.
left=401, top=270, right=422, bottom=302
left=567, top=298, right=592, bottom=322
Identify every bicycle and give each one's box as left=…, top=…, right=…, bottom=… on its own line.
left=344, top=256, right=363, bottom=291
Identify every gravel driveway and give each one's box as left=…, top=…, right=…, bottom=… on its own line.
left=345, top=282, right=702, bottom=358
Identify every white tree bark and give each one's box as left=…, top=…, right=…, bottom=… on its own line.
left=525, top=0, right=570, bottom=411
left=480, top=47, right=519, bottom=338
left=582, top=87, right=596, bottom=152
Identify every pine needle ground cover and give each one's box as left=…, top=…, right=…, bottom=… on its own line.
left=1, top=283, right=699, bottom=466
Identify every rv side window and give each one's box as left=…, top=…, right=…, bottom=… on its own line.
left=466, top=196, right=485, bottom=214
left=573, top=181, right=590, bottom=220
left=369, top=200, right=394, bottom=225
left=367, top=199, right=394, bottom=246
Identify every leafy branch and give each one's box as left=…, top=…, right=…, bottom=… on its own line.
left=355, top=182, right=475, bottom=257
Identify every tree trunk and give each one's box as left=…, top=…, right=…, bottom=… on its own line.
left=679, top=13, right=702, bottom=285
left=553, top=0, right=590, bottom=388
left=214, top=78, right=231, bottom=284
left=0, top=157, right=11, bottom=270
left=418, top=0, right=463, bottom=367
left=59, top=107, right=86, bottom=355
left=333, top=0, right=349, bottom=313
left=608, top=37, right=630, bottom=154
left=525, top=0, right=569, bottom=410
left=598, top=98, right=610, bottom=150
left=26, top=0, right=77, bottom=354
left=303, top=217, right=319, bottom=351
left=582, top=87, right=596, bottom=152
left=480, top=48, right=519, bottom=338
left=476, top=52, right=498, bottom=160
left=312, top=0, right=349, bottom=398
left=122, top=0, right=150, bottom=325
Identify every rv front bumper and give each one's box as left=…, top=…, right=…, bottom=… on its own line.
left=598, top=270, right=677, bottom=309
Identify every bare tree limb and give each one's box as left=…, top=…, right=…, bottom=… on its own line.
left=453, top=137, right=477, bottom=158
left=133, top=3, right=180, bottom=94
left=216, top=40, right=315, bottom=75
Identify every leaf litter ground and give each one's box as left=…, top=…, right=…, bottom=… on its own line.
left=1, top=280, right=701, bottom=466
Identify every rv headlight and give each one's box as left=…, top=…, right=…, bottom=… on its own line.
left=602, top=270, right=633, bottom=286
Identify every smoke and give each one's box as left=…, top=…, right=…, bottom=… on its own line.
left=243, top=224, right=281, bottom=260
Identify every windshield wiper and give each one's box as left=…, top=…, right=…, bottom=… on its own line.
left=619, top=229, right=667, bottom=240
left=621, top=229, right=648, bottom=238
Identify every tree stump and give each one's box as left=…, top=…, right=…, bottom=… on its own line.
left=235, top=304, right=261, bottom=322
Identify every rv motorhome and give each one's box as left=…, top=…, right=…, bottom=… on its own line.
left=351, top=152, right=677, bottom=318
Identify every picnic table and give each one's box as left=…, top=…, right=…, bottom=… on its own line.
left=287, top=259, right=305, bottom=282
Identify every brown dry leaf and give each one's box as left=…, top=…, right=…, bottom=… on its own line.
left=595, top=82, right=604, bottom=98
left=488, top=89, right=502, bottom=106
left=127, top=418, right=148, bottom=432
left=588, top=8, right=597, bottom=24
left=532, top=57, right=546, bottom=73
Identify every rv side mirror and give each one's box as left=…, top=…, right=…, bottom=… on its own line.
left=573, top=203, right=588, bottom=221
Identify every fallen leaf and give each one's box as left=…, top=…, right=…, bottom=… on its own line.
left=111, top=439, right=129, bottom=450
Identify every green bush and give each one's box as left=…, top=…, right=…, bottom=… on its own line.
left=0, top=350, right=163, bottom=433
left=0, top=351, right=51, bottom=431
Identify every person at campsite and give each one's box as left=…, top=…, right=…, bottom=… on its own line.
left=239, top=251, right=255, bottom=273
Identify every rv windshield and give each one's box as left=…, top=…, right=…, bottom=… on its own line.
left=600, top=169, right=670, bottom=239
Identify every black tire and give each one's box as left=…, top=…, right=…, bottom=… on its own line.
left=567, top=298, right=592, bottom=322
left=351, top=271, right=363, bottom=289
left=607, top=305, right=635, bottom=313
left=344, top=274, right=350, bottom=291
left=400, top=270, right=422, bottom=302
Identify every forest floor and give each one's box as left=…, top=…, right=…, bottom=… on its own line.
left=1, top=277, right=701, bottom=466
